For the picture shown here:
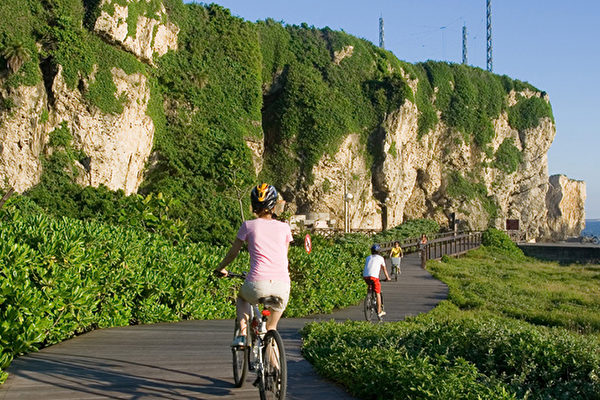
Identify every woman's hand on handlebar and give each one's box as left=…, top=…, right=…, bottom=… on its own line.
left=214, top=268, right=228, bottom=277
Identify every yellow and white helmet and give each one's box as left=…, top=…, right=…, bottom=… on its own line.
left=250, top=183, right=278, bottom=213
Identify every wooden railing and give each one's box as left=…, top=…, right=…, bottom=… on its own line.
left=380, top=231, right=471, bottom=253
left=380, top=231, right=483, bottom=264
left=423, top=231, right=483, bottom=260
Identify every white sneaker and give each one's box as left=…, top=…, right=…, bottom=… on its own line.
left=231, top=335, right=246, bottom=347
left=378, top=311, right=386, bottom=318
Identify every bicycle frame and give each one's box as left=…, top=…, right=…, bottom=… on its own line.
left=364, top=279, right=384, bottom=322
left=226, top=271, right=287, bottom=399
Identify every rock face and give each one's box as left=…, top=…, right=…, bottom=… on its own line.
left=94, top=0, right=179, bottom=65
left=0, top=0, right=175, bottom=196
left=0, top=82, right=47, bottom=192
left=308, top=134, right=382, bottom=230
left=0, top=65, right=155, bottom=195
left=51, top=66, right=155, bottom=194
left=546, top=175, right=586, bottom=240
left=0, top=1, right=584, bottom=241
left=301, top=85, right=582, bottom=241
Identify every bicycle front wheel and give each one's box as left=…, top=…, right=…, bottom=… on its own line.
left=232, top=320, right=248, bottom=387
left=364, top=290, right=377, bottom=322
left=378, top=292, right=385, bottom=322
left=259, top=330, right=287, bottom=400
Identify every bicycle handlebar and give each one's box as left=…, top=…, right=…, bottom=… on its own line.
left=226, top=272, right=247, bottom=279
left=214, top=269, right=247, bottom=280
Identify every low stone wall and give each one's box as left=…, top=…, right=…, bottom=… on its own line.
left=518, top=243, right=600, bottom=264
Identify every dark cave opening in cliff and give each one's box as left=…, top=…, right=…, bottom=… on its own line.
left=40, top=57, right=58, bottom=108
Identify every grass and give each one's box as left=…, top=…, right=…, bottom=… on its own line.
left=429, top=247, right=600, bottom=334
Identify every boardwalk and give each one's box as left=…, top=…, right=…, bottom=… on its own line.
left=1, top=253, right=447, bottom=399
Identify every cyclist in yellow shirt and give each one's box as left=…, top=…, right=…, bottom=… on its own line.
left=389, top=241, right=403, bottom=281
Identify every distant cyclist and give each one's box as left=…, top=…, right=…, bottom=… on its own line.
left=363, top=244, right=391, bottom=318
left=215, top=183, right=293, bottom=347
left=389, top=241, right=403, bottom=276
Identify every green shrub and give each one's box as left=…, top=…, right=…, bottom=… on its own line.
left=494, top=138, right=523, bottom=174
left=0, top=199, right=369, bottom=380
left=372, top=219, right=439, bottom=244
left=302, top=320, right=516, bottom=400
left=481, top=227, right=523, bottom=256
left=508, top=95, right=554, bottom=132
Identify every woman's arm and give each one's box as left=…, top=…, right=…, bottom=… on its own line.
left=216, top=238, right=244, bottom=275
left=380, top=261, right=391, bottom=281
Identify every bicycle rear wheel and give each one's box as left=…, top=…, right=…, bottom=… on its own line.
left=363, top=290, right=377, bottom=322
left=259, top=330, right=287, bottom=400
left=232, top=320, right=249, bottom=387
left=391, top=265, right=398, bottom=281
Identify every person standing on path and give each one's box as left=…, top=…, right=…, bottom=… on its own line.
left=389, top=241, right=403, bottom=276
left=363, top=244, right=391, bottom=318
left=215, top=183, right=293, bottom=347
left=419, top=234, right=428, bottom=269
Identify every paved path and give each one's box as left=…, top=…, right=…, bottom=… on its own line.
left=1, top=253, right=447, bottom=399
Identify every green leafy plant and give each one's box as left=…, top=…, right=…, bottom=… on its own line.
left=508, top=95, right=554, bottom=132
left=494, top=138, right=523, bottom=174
left=2, top=39, right=31, bottom=73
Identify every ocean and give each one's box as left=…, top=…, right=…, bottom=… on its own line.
left=583, top=220, right=600, bottom=237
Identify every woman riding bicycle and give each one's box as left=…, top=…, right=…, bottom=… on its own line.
left=363, top=244, right=391, bottom=318
left=216, top=183, right=293, bottom=347
left=389, top=241, right=403, bottom=277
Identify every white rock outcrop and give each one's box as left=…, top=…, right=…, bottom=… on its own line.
left=0, top=65, right=155, bottom=196
left=94, top=0, right=179, bottom=65
left=51, top=66, right=155, bottom=194
left=0, top=83, right=47, bottom=192
left=309, top=134, right=382, bottom=231
left=546, top=175, right=586, bottom=239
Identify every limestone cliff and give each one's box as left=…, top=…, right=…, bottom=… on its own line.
left=0, top=82, right=47, bottom=192
left=0, top=65, right=156, bottom=195
left=546, top=175, right=586, bottom=240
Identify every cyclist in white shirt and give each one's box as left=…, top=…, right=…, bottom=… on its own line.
left=362, top=244, right=390, bottom=317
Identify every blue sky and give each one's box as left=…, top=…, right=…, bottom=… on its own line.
left=191, top=1, right=600, bottom=219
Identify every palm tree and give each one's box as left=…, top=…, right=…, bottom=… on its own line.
left=2, top=39, right=31, bottom=74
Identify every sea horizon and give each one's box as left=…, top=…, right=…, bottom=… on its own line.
left=583, top=219, right=600, bottom=236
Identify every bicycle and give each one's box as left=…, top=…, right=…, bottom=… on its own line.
left=226, top=272, right=287, bottom=400
left=390, top=257, right=401, bottom=281
left=364, top=279, right=385, bottom=322
left=582, top=235, right=600, bottom=245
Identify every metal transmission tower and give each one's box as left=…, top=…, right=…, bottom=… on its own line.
left=486, top=0, right=493, bottom=71
left=462, top=25, right=468, bottom=65
left=379, top=16, right=384, bottom=49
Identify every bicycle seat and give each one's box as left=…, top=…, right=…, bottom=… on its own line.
left=258, top=296, right=283, bottom=310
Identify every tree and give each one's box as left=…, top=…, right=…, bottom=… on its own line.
left=2, top=40, right=31, bottom=74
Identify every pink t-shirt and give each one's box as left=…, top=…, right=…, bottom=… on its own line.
left=237, top=218, right=293, bottom=282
